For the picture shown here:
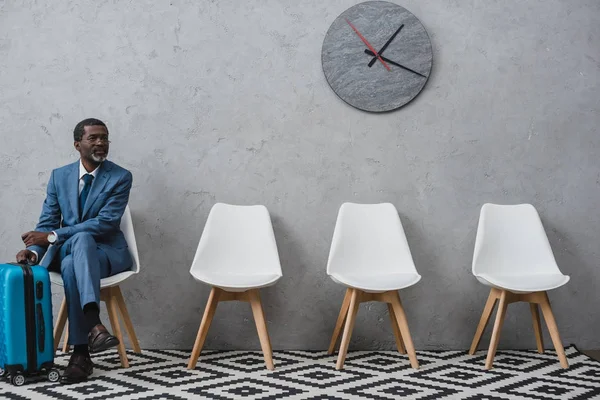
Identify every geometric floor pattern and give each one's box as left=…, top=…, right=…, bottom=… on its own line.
left=1, top=345, right=599, bottom=399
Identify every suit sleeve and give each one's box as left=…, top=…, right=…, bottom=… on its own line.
left=54, top=171, right=132, bottom=244
left=26, top=170, right=62, bottom=261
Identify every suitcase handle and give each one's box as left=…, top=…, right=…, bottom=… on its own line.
left=8, top=260, right=35, bottom=266
left=37, top=304, right=45, bottom=352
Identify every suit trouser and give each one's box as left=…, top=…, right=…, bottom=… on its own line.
left=59, top=232, right=112, bottom=345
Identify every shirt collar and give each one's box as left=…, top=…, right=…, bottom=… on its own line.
left=79, top=160, right=101, bottom=180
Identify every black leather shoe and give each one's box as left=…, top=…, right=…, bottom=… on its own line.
left=88, top=324, right=120, bottom=353
left=60, top=353, right=93, bottom=384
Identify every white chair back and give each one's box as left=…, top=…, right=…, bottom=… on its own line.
left=190, top=203, right=282, bottom=277
left=121, top=205, right=140, bottom=274
left=472, top=203, right=561, bottom=277
left=327, top=203, right=417, bottom=276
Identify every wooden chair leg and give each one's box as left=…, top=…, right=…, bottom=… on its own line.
left=105, top=287, right=129, bottom=368
left=530, top=303, right=544, bottom=354
left=336, top=289, right=360, bottom=370
left=388, top=303, right=406, bottom=354
left=248, top=289, right=275, bottom=371
left=485, top=290, right=508, bottom=370
left=389, top=292, right=418, bottom=369
left=62, top=323, right=70, bottom=353
left=538, top=292, right=568, bottom=368
left=328, top=289, right=351, bottom=355
left=469, top=289, right=498, bottom=355
left=114, top=286, right=142, bottom=354
left=188, top=287, right=220, bottom=370
left=54, top=298, right=68, bottom=352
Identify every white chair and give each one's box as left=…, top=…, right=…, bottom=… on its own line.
left=187, top=203, right=283, bottom=371
left=327, top=202, right=421, bottom=370
left=469, top=203, right=570, bottom=369
left=52, top=205, right=142, bottom=368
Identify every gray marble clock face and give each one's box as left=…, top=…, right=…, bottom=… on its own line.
left=322, top=1, right=432, bottom=112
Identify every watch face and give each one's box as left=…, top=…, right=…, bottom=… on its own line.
left=322, top=1, right=433, bottom=112
left=48, top=233, right=56, bottom=243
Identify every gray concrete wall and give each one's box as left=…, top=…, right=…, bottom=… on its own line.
left=1, top=0, right=599, bottom=351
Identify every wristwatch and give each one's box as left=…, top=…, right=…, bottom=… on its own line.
left=47, top=232, right=57, bottom=244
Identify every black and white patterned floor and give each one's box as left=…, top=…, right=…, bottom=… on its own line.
left=1, top=346, right=599, bottom=399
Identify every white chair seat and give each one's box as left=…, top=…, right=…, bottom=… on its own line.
left=50, top=270, right=137, bottom=289
left=191, top=271, right=281, bottom=292
left=330, top=272, right=421, bottom=293
left=476, top=273, right=570, bottom=293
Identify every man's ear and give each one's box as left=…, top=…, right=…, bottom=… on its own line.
left=74, top=141, right=81, bottom=152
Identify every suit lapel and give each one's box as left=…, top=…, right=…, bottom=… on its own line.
left=82, top=161, right=112, bottom=219
left=67, top=162, right=80, bottom=222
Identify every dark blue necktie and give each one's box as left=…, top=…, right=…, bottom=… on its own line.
left=79, top=174, right=94, bottom=216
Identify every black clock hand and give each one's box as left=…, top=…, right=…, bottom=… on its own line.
left=368, top=24, right=404, bottom=67
left=364, top=49, right=427, bottom=78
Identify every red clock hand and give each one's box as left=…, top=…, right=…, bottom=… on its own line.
left=345, top=18, right=391, bottom=71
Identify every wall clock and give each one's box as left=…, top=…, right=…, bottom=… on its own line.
left=322, top=1, right=432, bottom=112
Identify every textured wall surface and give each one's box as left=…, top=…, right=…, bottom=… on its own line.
left=1, top=0, right=599, bottom=351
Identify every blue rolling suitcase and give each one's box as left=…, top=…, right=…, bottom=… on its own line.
left=0, top=262, right=60, bottom=386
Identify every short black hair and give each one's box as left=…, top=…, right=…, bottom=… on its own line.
left=73, top=118, right=108, bottom=141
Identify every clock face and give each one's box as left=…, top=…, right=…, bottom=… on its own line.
left=322, top=1, right=433, bottom=112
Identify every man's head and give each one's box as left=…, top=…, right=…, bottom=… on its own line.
left=74, top=118, right=110, bottom=165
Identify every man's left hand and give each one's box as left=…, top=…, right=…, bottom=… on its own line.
left=21, top=231, right=49, bottom=247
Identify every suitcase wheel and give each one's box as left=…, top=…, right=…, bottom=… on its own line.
left=0, top=367, right=6, bottom=378
left=47, top=369, right=60, bottom=383
left=11, top=374, right=26, bottom=386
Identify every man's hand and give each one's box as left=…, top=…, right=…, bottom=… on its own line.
left=21, top=231, right=49, bottom=247
left=16, top=250, right=37, bottom=265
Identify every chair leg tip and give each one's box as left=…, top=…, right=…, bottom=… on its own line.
left=187, top=361, right=198, bottom=370
left=265, top=359, right=275, bottom=371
